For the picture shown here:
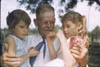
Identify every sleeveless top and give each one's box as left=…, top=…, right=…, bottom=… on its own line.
left=57, top=37, right=79, bottom=67
left=9, top=35, right=31, bottom=67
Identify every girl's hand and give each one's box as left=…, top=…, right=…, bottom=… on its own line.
left=70, top=45, right=88, bottom=67
left=28, top=47, right=40, bottom=57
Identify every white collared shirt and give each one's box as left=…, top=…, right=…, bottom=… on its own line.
left=26, top=34, right=60, bottom=66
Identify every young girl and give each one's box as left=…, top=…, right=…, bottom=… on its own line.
left=57, top=11, right=89, bottom=67
left=43, top=11, right=89, bottom=67
left=4, top=9, right=39, bottom=67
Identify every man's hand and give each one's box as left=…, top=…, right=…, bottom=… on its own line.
left=46, top=32, right=57, bottom=60
left=46, top=32, right=56, bottom=45
left=2, top=52, right=20, bottom=67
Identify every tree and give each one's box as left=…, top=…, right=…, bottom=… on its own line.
left=16, top=0, right=100, bottom=14
left=92, top=26, right=100, bottom=34
left=91, top=26, right=100, bottom=42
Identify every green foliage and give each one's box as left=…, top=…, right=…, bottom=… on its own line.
left=91, top=26, right=100, bottom=34
left=88, top=26, right=100, bottom=67
left=29, top=28, right=39, bottom=34
left=54, top=25, right=61, bottom=31
left=16, top=0, right=100, bottom=14
left=88, top=42, right=100, bottom=67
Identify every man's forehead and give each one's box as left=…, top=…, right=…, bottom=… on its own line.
left=37, top=11, right=55, bottom=20
left=40, top=10, right=54, bottom=16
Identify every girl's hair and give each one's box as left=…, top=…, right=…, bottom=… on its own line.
left=36, top=3, right=54, bottom=18
left=61, top=11, right=83, bottom=24
left=62, top=11, right=90, bottom=47
left=7, top=9, right=31, bottom=30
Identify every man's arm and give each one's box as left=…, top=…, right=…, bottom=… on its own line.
left=2, top=49, right=39, bottom=67
left=47, top=40, right=57, bottom=60
left=1, top=52, right=20, bottom=67
left=46, top=32, right=57, bottom=60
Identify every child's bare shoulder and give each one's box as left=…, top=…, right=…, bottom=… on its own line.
left=5, top=36, right=15, bottom=44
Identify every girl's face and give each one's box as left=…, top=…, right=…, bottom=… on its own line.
left=12, top=20, right=29, bottom=39
left=62, top=20, right=79, bottom=38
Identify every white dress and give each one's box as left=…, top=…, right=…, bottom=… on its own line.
left=9, top=35, right=31, bottom=67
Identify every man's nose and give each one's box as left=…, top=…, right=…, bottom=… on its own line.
left=47, top=22, right=51, bottom=27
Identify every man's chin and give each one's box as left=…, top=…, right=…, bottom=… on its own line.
left=44, top=33, right=49, bottom=37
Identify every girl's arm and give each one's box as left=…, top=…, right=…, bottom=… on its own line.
left=5, top=36, right=16, bottom=57
left=56, top=29, right=76, bottom=67
left=19, top=47, right=40, bottom=65
left=2, top=43, right=39, bottom=67
left=5, top=37, right=17, bottom=67
left=6, top=36, right=39, bottom=66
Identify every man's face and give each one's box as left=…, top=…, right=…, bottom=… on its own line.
left=35, top=11, right=55, bottom=37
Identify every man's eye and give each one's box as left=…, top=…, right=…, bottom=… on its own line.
left=44, top=22, right=47, bottom=24
left=67, top=26, right=70, bottom=28
left=27, top=26, right=29, bottom=28
left=41, top=22, right=46, bottom=24
left=51, top=21, right=55, bottom=24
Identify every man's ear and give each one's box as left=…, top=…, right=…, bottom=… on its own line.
left=34, top=19, right=38, bottom=27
